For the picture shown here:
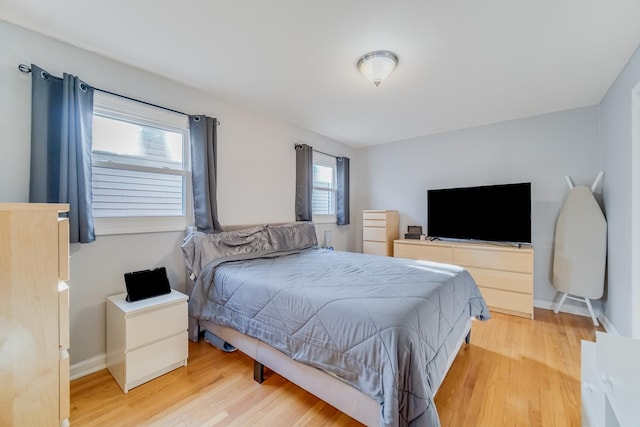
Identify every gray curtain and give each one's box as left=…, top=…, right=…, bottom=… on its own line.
left=295, top=143, right=313, bottom=221
left=29, top=64, right=95, bottom=243
left=189, top=115, right=222, bottom=233
left=336, top=156, right=350, bottom=225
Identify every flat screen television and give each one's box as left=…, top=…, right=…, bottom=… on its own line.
left=427, top=182, right=531, bottom=244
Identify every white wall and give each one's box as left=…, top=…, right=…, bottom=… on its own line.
left=598, top=45, right=640, bottom=337
left=359, top=107, right=600, bottom=308
left=0, top=21, right=359, bottom=364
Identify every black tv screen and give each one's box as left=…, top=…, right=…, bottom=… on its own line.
left=427, top=182, right=531, bottom=244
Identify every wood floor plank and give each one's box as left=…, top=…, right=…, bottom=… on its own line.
left=71, top=308, right=602, bottom=426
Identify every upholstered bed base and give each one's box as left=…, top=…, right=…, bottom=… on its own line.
left=197, top=318, right=472, bottom=426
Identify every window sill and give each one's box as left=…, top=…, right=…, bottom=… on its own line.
left=94, top=216, right=188, bottom=236
left=312, top=214, right=336, bottom=224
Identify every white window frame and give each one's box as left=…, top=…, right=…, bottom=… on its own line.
left=92, top=92, right=192, bottom=235
left=312, top=152, right=337, bottom=224
left=632, top=81, right=640, bottom=339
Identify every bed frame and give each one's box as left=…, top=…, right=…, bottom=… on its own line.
left=184, top=226, right=473, bottom=426
left=195, top=318, right=472, bottom=426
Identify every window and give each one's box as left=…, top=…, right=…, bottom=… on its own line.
left=92, top=92, right=190, bottom=235
left=312, top=152, right=337, bottom=222
left=632, top=82, right=640, bottom=338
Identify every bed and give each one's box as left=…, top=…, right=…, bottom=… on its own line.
left=181, top=222, right=490, bottom=427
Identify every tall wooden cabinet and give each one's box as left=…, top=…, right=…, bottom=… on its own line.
left=0, top=203, right=71, bottom=427
left=362, top=210, right=399, bottom=256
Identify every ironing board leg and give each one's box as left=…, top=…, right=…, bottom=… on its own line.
left=554, top=292, right=569, bottom=314
left=584, top=297, right=599, bottom=327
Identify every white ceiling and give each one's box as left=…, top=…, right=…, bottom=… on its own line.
left=2, top=0, right=640, bottom=147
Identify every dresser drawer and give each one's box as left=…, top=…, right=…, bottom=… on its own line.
left=394, top=243, right=453, bottom=264
left=59, top=349, right=70, bottom=422
left=363, top=211, right=388, bottom=220
left=126, top=302, right=187, bottom=349
left=363, top=227, right=387, bottom=242
left=363, top=241, right=387, bottom=256
left=479, top=287, right=533, bottom=317
left=465, top=267, right=532, bottom=294
left=363, top=219, right=386, bottom=228
left=58, top=282, right=70, bottom=349
left=58, top=218, right=70, bottom=281
left=454, top=247, right=533, bottom=274
left=126, top=332, right=188, bottom=383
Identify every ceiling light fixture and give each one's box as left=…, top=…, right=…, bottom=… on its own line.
left=357, top=50, right=398, bottom=87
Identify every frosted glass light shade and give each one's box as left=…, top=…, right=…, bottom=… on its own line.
left=357, top=51, right=398, bottom=87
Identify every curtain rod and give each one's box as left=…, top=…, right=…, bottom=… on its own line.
left=295, top=143, right=343, bottom=159
left=315, top=149, right=339, bottom=159
left=18, top=64, right=220, bottom=125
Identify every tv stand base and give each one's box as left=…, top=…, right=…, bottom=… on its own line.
left=393, top=239, right=534, bottom=319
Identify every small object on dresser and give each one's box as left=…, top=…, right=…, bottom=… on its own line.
left=404, top=225, right=423, bottom=239
left=124, top=266, right=171, bottom=302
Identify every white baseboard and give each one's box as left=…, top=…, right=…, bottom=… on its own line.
left=534, top=298, right=602, bottom=320
left=69, top=303, right=615, bottom=380
left=70, top=353, right=106, bottom=380
left=601, top=315, right=619, bottom=335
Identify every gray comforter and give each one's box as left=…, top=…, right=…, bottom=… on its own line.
left=185, top=225, right=489, bottom=427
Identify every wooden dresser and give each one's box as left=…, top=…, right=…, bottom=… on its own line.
left=362, top=210, right=399, bottom=256
left=394, top=239, right=534, bottom=318
left=0, top=203, right=70, bottom=426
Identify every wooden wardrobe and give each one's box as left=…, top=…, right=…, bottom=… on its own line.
left=0, top=203, right=70, bottom=427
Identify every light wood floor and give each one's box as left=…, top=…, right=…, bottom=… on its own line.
left=71, top=309, right=603, bottom=426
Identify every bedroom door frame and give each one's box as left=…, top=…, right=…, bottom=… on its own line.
left=631, top=81, right=640, bottom=339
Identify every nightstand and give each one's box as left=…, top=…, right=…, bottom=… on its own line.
left=106, top=289, right=188, bottom=393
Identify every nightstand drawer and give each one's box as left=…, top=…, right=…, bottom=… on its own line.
left=465, top=267, right=532, bottom=294
left=454, top=247, right=532, bottom=274
left=127, top=302, right=187, bottom=349
left=363, top=227, right=387, bottom=242
left=126, top=332, right=188, bottom=384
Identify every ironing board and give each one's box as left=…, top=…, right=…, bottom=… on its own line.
left=552, top=173, right=607, bottom=326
